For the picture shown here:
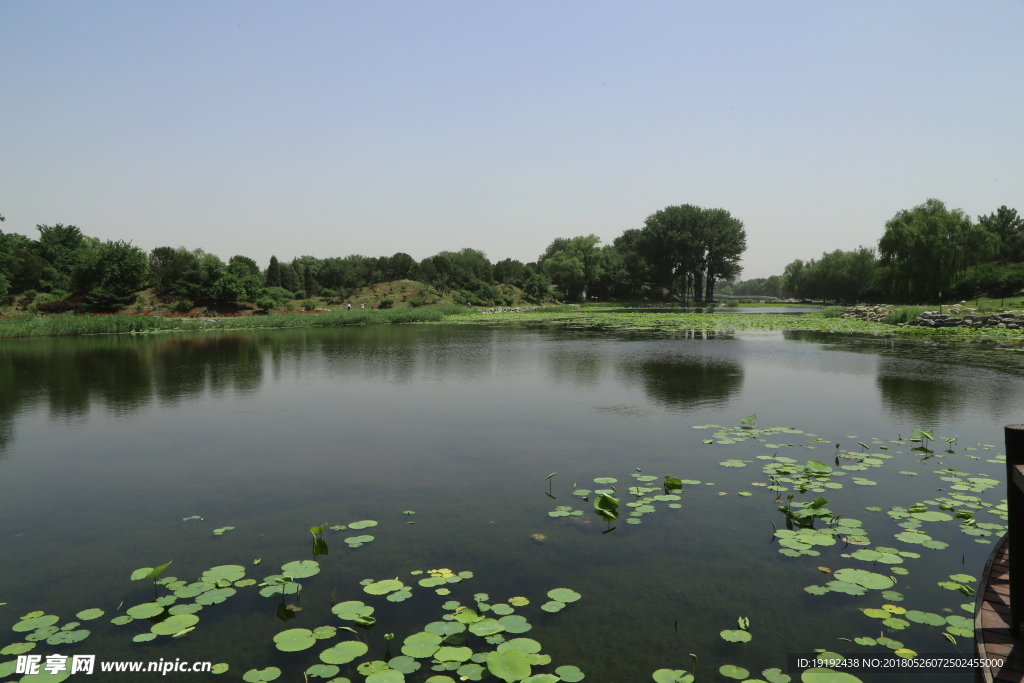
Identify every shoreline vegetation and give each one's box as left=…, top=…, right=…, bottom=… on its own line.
left=3, top=301, right=1024, bottom=341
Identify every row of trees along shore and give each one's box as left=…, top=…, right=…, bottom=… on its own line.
left=0, top=204, right=746, bottom=312
left=774, top=200, right=1023, bottom=304
left=1, top=199, right=1019, bottom=312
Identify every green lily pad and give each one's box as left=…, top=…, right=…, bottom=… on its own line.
left=401, top=631, right=442, bottom=658
left=211, top=663, right=229, bottom=674
left=281, top=560, right=320, bottom=578
left=348, top=520, right=378, bottom=529
left=555, top=665, right=585, bottom=682
left=468, top=618, right=504, bottom=636
left=150, top=613, right=199, bottom=636
left=242, top=668, right=281, bottom=682
left=274, top=628, right=316, bottom=652
left=133, top=632, right=158, bottom=643
left=547, top=588, right=581, bottom=603
left=195, top=587, right=236, bottom=605
left=762, top=668, right=791, bottom=683
left=498, top=615, right=531, bottom=633
left=201, top=565, right=246, bottom=583
left=12, top=615, right=59, bottom=633
left=0, top=642, right=35, bottom=655
left=540, top=601, right=565, bottom=613
left=719, top=664, right=750, bottom=680
left=110, top=615, right=133, bottom=626
left=719, top=629, right=751, bottom=642
left=386, top=656, right=420, bottom=674
left=320, top=640, right=369, bottom=664
left=125, top=602, right=165, bottom=619
left=305, top=663, right=340, bottom=679
left=365, top=579, right=405, bottom=595
left=332, top=601, right=374, bottom=620
left=652, top=670, right=694, bottom=683
left=75, top=609, right=104, bottom=621
left=174, top=582, right=215, bottom=598
left=487, top=650, right=531, bottom=682
left=832, top=568, right=895, bottom=590
left=435, top=646, right=473, bottom=662
left=366, top=669, right=405, bottom=683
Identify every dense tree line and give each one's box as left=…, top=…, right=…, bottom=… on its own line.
left=777, top=200, right=1022, bottom=304
left=0, top=202, right=749, bottom=310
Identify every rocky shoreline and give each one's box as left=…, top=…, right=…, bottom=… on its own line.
left=840, top=305, right=1024, bottom=330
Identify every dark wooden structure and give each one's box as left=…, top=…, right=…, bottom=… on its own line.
left=975, top=425, right=1024, bottom=683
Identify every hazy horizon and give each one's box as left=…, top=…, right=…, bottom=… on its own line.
left=2, top=1, right=1021, bottom=279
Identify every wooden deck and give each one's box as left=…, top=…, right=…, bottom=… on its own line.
left=975, top=534, right=1024, bottom=682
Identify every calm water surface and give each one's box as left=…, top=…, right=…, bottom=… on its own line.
left=2, top=324, right=1023, bottom=682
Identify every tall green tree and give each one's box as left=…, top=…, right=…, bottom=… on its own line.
left=540, top=235, right=603, bottom=302
left=266, top=256, right=282, bottom=287
left=978, top=206, right=1024, bottom=263
left=879, top=198, right=999, bottom=303
left=72, top=240, right=149, bottom=309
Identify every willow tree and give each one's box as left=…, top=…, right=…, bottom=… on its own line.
left=879, top=199, right=999, bottom=303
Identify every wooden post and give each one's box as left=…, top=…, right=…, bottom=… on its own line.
left=1006, top=424, right=1024, bottom=638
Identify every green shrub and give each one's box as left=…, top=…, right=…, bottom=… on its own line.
left=255, top=297, right=276, bottom=312
left=724, top=300, right=739, bottom=308
left=377, top=296, right=395, bottom=309
left=883, top=306, right=927, bottom=324
left=821, top=306, right=845, bottom=318
left=407, top=297, right=425, bottom=308
left=301, top=299, right=316, bottom=311
left=260, top=287, right=295, bottom=304
left=175, top=299, right=194, bottom=312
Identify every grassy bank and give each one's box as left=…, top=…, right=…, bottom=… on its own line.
left=0, top=305, right=470, bottom=338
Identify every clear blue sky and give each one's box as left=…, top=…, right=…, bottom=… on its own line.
left=1, top=1, right=1021, bottom=278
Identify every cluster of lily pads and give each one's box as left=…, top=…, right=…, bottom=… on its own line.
left=538, top=418, right=1010, bottom=682
left=257, top=568, right=587, bottom=683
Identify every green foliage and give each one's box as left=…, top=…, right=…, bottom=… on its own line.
left=255, top=297, right=276, bottom=312
left=879, top=198, right=999, bottom=303
left=540, top=235, right=604, bottom=302
left=301, top=299, right=317, bottom=311
left=73, top=240, right=150, bottom=307
left=820, top=306, right=845, bottom=318
left=882, top=306, right=927, bottom=325
left=782, top=247, right=878, bottom=302
left=407, top=296, right=425, bottom=307
left=175, top=299, right=194, bottom=312
left=377, top=296, right=395, bottom=309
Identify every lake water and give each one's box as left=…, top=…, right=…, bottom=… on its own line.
left=2, top=324, right=1023, bottom=682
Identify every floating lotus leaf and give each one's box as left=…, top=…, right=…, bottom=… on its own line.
left=593, top=477, right=617, bottom=484
left=305, top=663, right=340, bottom=679
left=468, top=618, right=504, bottom=636
left=1, top=642, right=35, bottom=655
left=425, top=677, right=457, bottom=683
left=553, top=665, right=585, bottom=682
left=12, top=615, right=59, bottom=632
left=125, top=602, right=165, bottom=620
left=151, top=614, right=199, bottom=635
left=25, top=626, right=58, bottom=641
left=312, top=626, right=337, bottom=640
left=332, top=601, right=374, bottom=620
left=425, top=621, right=465, bottom=636
left=508, top=596, right=530, bottom=607
left=384, top=656, right=419, bottom=674
left=540, top=601, right=565, bottom=613
left=800, top=669, right=863, bottom=683
left=348, top=520, right=378, bottom=530
left=242, top=668, right=281, bottom=682
left=366, top=670, right=404, bottom=683
left=547, top=588, right=581, bottom=603
left=719, top=629, right=751, bottom=642
left=401, top=631, right=442, bottom=658
left=75, top=608, right=104, bottom=621
left=110, top=615, right=133, bottom=626
left=345, top=535, right=375, bottom=546
left=169, top=603, right=202, bottom=615
left=804, top=585, right=829, bottom=595
left=832, top=568, right=894, bottom=590
left=175, top=582, right=215, bottom=599
left=365, top=579, right=405, bottom=595
left=762, top=668, right=791, bottom=683
left=487, top=650, right=531, bottom=682
left=652, top=671, right=694, bottom=683
left=718, top=665, right=749, bottom=680
left=359, top=661, right=389, bottom=675
left=281, top=560, right=320, bottom=578
left=211, top=663, right=229, bottom=674
left=47, top=629, right=89, bottom=645
left=435, top=646, right=473, bottom=662
left=497, top=638, right=542, bottom=654
left=133, top=632, right=158, bottom=643
left=826, top=581, right=867, bottom=596
left=320, top=640, right=369, bottom=664
left=950, top=573, right=976, bottom=583
left=195, top=588, right=236, bottom=605
left=202, top=565, right=246, bottom=583
left=882, top=617, right=909, bottom=629
left=212, top=527, right=235, bottom=535
left=498, top=615, right=531, bottom=633
left=454, top=609, right=483, bottom=624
